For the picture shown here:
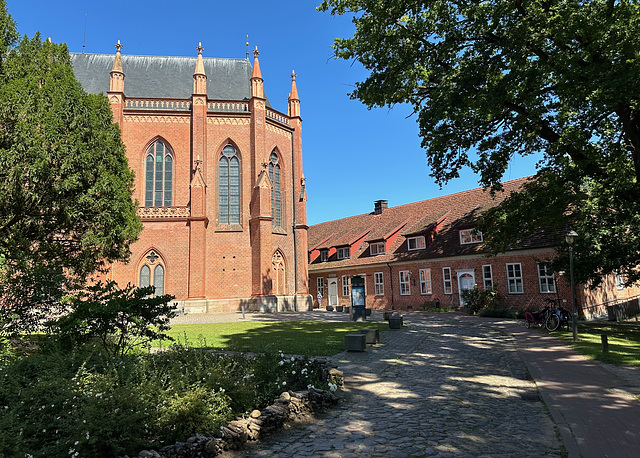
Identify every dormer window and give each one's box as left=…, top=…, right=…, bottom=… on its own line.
left=460, top=229, right=483, bottom=244
left=408, top=236, right=426, bottom=251
left=320, top=250, right=329, bottom=262
left=370, top=242, right=385, bottom=255
left=337, top=247, right=350, bottom=260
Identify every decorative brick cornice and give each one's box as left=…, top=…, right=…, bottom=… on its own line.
left=137, top=206, right=190, bottom=220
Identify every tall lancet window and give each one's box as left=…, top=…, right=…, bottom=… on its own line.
left=145, top=141, right=173, bottom=207
left=219, top=145, right=240, bottom=225
left=268, top=152, right=282, bottom=228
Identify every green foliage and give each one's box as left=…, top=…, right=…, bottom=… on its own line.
left=0, top=2, right=141, bottom=335
left=0, top=345, right=332, bottom=457
left=461, top=286, right=503, bottom=314
left=47, top=281, right=176, bottom=357
left=319, top=0, right=640, bottom=286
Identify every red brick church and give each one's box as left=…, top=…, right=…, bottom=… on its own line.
left=71, top=42, right=312, bottom=313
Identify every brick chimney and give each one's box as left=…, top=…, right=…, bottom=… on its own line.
left=374, top=200, right=388, bottom=215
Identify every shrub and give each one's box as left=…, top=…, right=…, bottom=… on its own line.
left=46, top=281, right=176, bottom=356
left=0, top=344, right=333, bottom=457
left=461, top=286, right=503, bottom=314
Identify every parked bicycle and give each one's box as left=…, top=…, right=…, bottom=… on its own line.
left=526, top=298, right=572, bottom=332
left=525, top=305, right=555, bottom=330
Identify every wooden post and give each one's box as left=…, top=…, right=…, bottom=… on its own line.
left=601, top=334, right=609, bottom=353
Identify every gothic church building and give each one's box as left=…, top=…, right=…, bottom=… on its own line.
left=71, top=43, right=312, bottom=312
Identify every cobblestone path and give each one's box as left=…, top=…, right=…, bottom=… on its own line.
left=230, top=314, right=563, bottom=457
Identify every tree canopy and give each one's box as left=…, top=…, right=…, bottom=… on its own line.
left=319, top=0, right=640, bottom=286
left=0, top=0, right=142, bottom=333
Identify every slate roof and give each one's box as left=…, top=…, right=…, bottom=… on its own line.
left=308, top=177, right=557, bottom=271
left=70, top=53, right=271, bottom=105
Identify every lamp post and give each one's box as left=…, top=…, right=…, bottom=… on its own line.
left=565, top=228, right=579, bottom=342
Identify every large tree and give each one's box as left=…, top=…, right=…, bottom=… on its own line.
left=320, top=0, right=640, bottom=286
left=0, top=1, right=142, bottom=334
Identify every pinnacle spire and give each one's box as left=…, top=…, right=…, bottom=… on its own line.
left=250, top=46, right=264, bottom=99
left=289, top=70, right=299, bottom=101
left=194, top=42, right=206, bottom=76
left=111, top=40, right=123, bottom=73
left=193, top=42, right=207, bottom=95
left=287, top=70, right=300, bottom=118
left=251, top=46, right=262, bottom=80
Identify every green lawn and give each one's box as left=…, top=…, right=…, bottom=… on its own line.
left=157, top=320, right=388, bottom=356
left=553, top=321, right=640, bottom=366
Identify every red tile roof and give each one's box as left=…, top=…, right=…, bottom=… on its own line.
left=308, top=177, right=554, bottom=271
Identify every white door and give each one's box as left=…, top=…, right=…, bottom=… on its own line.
left=328, top=278, right=339, bottom=306
left=456, top=270, right=476, bottom=306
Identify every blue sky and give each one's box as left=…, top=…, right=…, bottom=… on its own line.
left=7, top=0, right=538, bottom=226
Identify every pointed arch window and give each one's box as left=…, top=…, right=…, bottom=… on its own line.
left=139, top=250, right=165, bottom=297
left=272, top=250, right=286, bottom=296
left=145, top=141, right=173, bottom=207
left=219, top=145, right=241, bottom=225
left=268, top=152, right=282, bottom=228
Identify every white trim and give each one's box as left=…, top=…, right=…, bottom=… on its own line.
left=337, top=247, right=350, bottom=260
left=506, top=263, right=524, bottom=294
left=537, top=263, right=556, bottom=294
left=443, top=267, right=452, bottom=295
left=459, top=228, right=483, bottom=245
left=419, top=268, right=432, bottom=295
left=408, top=236, right=426, bottom=251
left=399, top=270, right=411, bottom=295
left=370, top=241, right=385, bottom=255
left=482, top=264, right=493, bottom=291
left=374, top=272, right=384, bottom=296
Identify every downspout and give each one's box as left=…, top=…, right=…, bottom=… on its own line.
left=387, top=263, right=395, bottom=309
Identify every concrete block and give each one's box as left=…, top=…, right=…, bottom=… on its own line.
left=345, top=334, right=366, bottom=352
left=360, top=328, right=380, bottom=344
left=389, top=315, right=403, bottom=329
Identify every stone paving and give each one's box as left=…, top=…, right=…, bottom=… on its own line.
left=225, top=314, right=563, bottom=457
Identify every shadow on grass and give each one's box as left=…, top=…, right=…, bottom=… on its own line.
left=166, top=320, right=389, bottom=357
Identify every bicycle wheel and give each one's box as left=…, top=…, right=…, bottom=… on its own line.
left=546, top=313, right=560, bottom=331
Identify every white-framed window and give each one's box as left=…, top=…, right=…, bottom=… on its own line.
left=507, top=263, right=523, bottom=294
left=399, top=270, right=411, bottom=295
left=537, top=263, right=556, bottom=293
left=317, top=277, right=325, bottom=296
left=374, top=272, right=384, bottom=296
left=615, top=272, right=625, bottom=290
left=342, top=275, right=350, bottom=296
left=459, top=228, right=483, bottom=244
left=320, top=250, right=329, bottom=262
left=408, top=236, right=426, bottom=251
left=337, top=247, right=350, bottom=260
left=443, top=267, right=452, bottom=294
left=482, top=265, right=493, bottom=291
left=370, top=242, right=385, bottom=255
left=419, top=268, right=432, bottom=295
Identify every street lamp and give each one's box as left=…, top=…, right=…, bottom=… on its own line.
left=565, top=228, right=579, bottom=342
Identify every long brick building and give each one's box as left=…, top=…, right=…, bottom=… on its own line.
left=71, top=43, right=312, bottom=312
left=308, top=178, right=571, bottom=312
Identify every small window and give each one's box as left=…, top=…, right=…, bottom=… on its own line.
left=419, top=268, right=432, bottom=295
left=507, top=263, right=523, bottom=294
left=460, top=229, right=483, bottom=244
left=370, top=242, right=385, bottom=255
left=342, top=275, right=350, bottom=296
left=320, top=250, right=329, bottom=262
left=482, top=265, right=493, bottom=291
left=408, top=236, right=426, bottom=251
left=538, top=263, right=556, bottom=293
left=615, top=272, right=624, bottom=290
left=317, top=277, right=325, bottom=296
left=399, top=271, right=410, bottom=295
left=374, top=272, right=384, bottom=296
left=443, top=267, right=452, bottom=294
left=337, top=247, right=350, bottom=260
left=139, top=250, right=165, bottom=297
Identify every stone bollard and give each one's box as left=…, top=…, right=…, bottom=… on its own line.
left=360, top=328, right=380, bottom=344
left=389, top=314, right=403, bottom=329
left=344, top=334, right=366, bottom=351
